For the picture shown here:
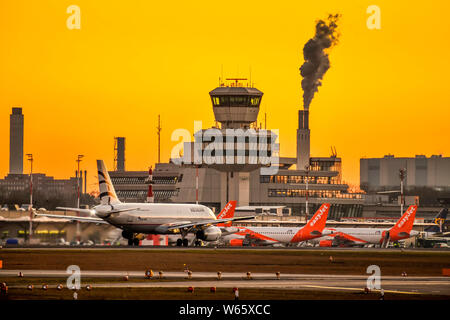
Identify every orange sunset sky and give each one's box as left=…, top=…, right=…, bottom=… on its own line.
left=1, top=1, right=449, bottom=192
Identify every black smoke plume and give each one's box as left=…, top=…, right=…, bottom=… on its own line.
left=300, top=14, right=341, bottom=109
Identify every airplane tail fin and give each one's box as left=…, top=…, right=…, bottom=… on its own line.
left=293, top=203, right=330, bottom=240
left=97, top=160, right=121, bottom=205
left=304, top=203, right=330, bottom=235
left=291, top=203, right=330, bottom=242
left=389, top=205, right=417, bottom=238
left=217, top=201, right=237, bottom=227
left=425, top=208, right=447, bottom=233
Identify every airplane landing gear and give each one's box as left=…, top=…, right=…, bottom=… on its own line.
left=176, top=238, right=189, bottom=247
left=123, top=231, right=140, bottom=246
left=176, top=230, right=190, bottom=247
left=194, top=240, right=202, bottom=247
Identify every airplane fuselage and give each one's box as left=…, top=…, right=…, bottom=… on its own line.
left=222, top=226, right=318, bottom=245
left=94, top=203, right=216, bottom=234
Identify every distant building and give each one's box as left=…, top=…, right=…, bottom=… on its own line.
left=9, top=107, right=24, bottom=174
left=0, top=173, right=82, bottom=208
left=360, top=155, right=450, bottom=192
left=1, top=107, right=87, bottom=208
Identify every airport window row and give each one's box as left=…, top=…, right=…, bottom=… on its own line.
left=260, top=175, right=340, bottom=185
left=267, top=189, right=363, bottom=199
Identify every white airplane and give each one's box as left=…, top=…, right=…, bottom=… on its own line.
left=36, top=160, right=254, bottom=246
left=312, top=205, right=419, bottom=247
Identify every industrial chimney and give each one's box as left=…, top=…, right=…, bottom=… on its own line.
left=296, top=109, right=310, bottom=170
left=9, top=107, right=24, bottom=174
left=114, top=137, right=125, bottom=172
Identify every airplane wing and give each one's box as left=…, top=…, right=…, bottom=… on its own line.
left=219, top=226, right=240, bottom=236
left=332, top=234, right=355, bottom=246
left=57, top=206, right=139, bottom=215
left=56, top=207, right=96, bottom=215
left=35, top=213, right=108, bottom=224
left=331, top=232, right=366, bottom=246
left=166, top=216, right=255, bottom=231
left=243, top=232, right=275, bottom=246
left=429, top=231, right=450, bottom=237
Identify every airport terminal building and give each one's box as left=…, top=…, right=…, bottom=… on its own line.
left=109, top=81, right=364, bottom=220
left=360, top=155, right=450, bottom=192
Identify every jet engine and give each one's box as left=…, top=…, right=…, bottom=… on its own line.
left=229, top=239, right=244, bottom=246
left=319, top=240, right=333, bottom=247
left=196, top=226, right=222, bottom=241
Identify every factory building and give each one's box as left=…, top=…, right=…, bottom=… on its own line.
left=110, top=80, right=364, bottom=219
left=0, top=173, right=84, bottom=208
left=360, top=155, right=450, bottom=192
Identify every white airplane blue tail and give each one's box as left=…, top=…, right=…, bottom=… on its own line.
left=97, top=160, right=121, bottom=205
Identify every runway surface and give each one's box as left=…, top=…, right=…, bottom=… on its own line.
left=1, top=269, right=449, bottom=296
left=2, top=246, right=450, bottom=253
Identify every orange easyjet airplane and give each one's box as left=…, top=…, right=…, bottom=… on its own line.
left=312, top=205, right=418, bottom=247
left=222, top=203, right=330, bottom=246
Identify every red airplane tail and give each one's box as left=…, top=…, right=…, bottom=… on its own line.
left=216, top=200, right=237, bottom=227
left=389, top=205, right=417, bottom=240
left=291, top=203, right=330, bottom=242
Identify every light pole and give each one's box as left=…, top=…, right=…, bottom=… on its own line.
left=26, top=154, right=33, bottom=244
left=305, top=164, right=310, bottom=221
left=195, top=165, right=199, bottom=205
left=76, top=155, right=84, bottom=243
left=399, top=168, right=407, bottom=216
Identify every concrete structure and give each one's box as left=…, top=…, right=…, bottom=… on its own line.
left=360, top=155, right=450, bottom=192
left=296, top=110, right=310, bottom=170
left=9, top=107, right=24, bottom=174
left=0, top=173, right=81, bottom=208
left=0, top=211, right=119, bottom=245
left=114, top=137, right=126, bottom=171
left=109, top=170, right=149, bottom=202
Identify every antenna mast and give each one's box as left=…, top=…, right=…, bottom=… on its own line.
left=157, top=115, right=162, bottom=163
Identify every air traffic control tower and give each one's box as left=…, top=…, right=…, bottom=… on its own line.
left=210, top=79, right=262, bottom=129
left=181, top=78, right=278, bottom=207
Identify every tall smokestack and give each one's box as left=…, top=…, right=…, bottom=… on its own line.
left=297, top=110, right=310, bottom=170
left=114, top=137, right=125, bottom=172
left=9, top=107, right=24, bottom=174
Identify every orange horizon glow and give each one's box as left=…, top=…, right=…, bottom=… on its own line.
left=1, top=1, right=449, bottom=192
